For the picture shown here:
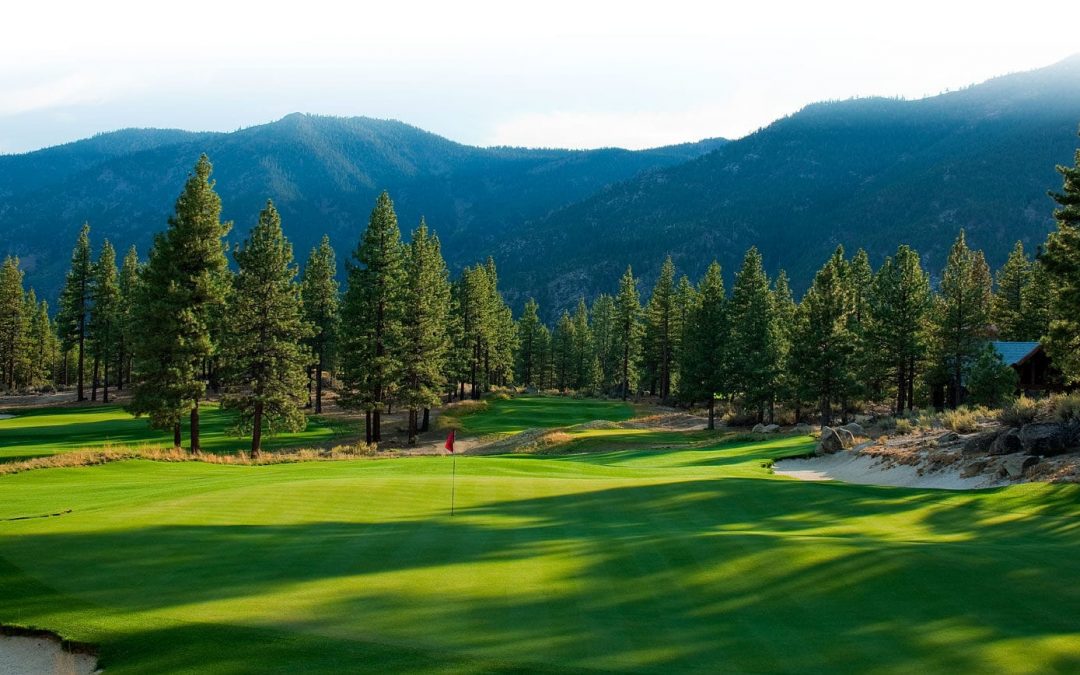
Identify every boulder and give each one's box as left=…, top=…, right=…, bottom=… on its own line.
left=752, top=423, right=766, bottom=433
left=962, top=430, right=1000, bottom=456
left=1019, top=422, right=1074, bottom=456
left=989, top=428, right=1023, bottom=456
left=793, top=423, right=813, bottom=434
left=936, top=431, right=960, bottom=446
left=960, top=460, right=988, bottom=478
left=817, top=426, right=854, bottom=455
left=1000, top=454, right=1039, bottom=479
left=762, top=424, right=780, bottom=434
left=840, top=422, right=864, bottom=436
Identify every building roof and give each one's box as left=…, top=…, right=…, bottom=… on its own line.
left=991, top=341, right=1042, bottom=367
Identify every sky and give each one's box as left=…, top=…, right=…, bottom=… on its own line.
left=1, top=0, right=1078, bottom=154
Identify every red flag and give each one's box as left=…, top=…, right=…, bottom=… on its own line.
left=445, top=429, right=456, bottom=454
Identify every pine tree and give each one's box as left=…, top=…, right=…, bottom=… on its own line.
left=679, top=262, right=726, bottom=428
left=992, top=241, right=1033, bottom=341
left=399, top=219, right=452, bottom=443
left=791, top=247, right=856, bottom=426
left=0, top=257, right=26, bottom=391
left=301, top=235, right=340, bottom=414
left=28, top=295, right=58, bottom=388
left=516, top=298, right=544, bottom=388
left=866, top=245, right=931, bottom=414
left=644, top=256, right=678, bottom=400
left=220, top=201, right=312, bottom=456
left=535, top=324, right=553, bottom=390
left=589, top=294, right=618, bottom=394
left=58, top=224, right=93, bottom=400
left=553, top=310, right=575, bottom=392
left=1021, top=259, right=1053, bottom=343
left=1041, top=136, right=1080, bottom=383
left=614, top=266, right=642, bottom=400
left=847, top=249, right=876, bottom=405
left=340, top=191, right=405, bottom=443
left=89, top=240, right=120, bottom=402
left=672, top=274, right=698, bottom=398
left=571, top=297, right=592, bottom=389
left=116, top=246, right=141, bottom=391
left=933, top=230, right=993, bottom=408
left=129, top=155, right=232, bottom=450
left=771, top=270, right=799, bottom=418
left=729, top=248, right=780, bottom=421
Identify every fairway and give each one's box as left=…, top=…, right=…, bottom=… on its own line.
left=2, top=407, right=1079, bottom=673
left=0, top=405, right=341, bottom=461
left=452, top=395, right=636, bottom=436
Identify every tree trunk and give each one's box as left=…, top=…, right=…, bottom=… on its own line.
left=251, top=401, right=263, bottom=458
left=421, top=407, right=430, bottom=432
left=91, top=354, right=100, bottom=401
left=190, top=400, right=201, bottom=453
left=102, top=358, right=110, bottom=403
left=907, top=357, right=916, bottom=413
left=77, top=314, right=86, bottom=401
left=365, top=410, right=372, bottom=444
left=820, top=396, right=830, bottom=427
left=407, top=409, right=417, bottom=445
left=707, top=397, right=715, bottom=430
left=315, top=357, right=324, bottom=414
left=896, top=361, right=906, bottom=415
left=173, top=423, right=182, bottom=450
left=373, top=409, right=381, bottom=443
left=305, top=365, right=313, bottom=409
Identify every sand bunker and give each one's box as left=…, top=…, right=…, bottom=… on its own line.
left=774, top=452, right=1004, bottom=490
left=0, top=631, right=98, bottom=675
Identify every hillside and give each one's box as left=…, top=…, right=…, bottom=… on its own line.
left=0, top=115, right=725, bottom=300
left=497, top=55, right=1080, bottom=312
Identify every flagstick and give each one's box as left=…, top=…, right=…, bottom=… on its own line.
left=450, top=452, right=457, bottom=517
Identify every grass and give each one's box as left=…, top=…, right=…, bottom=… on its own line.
left=0, top=405, right=343, bottom=462
left=446, top=394, right=635, bottom=437
left=1, top=397, right=1079, bottom=672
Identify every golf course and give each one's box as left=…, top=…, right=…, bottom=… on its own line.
left=2, top=396, right=1079, bottom=673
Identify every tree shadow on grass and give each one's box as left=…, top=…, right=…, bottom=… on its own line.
left=2, top=476, right=1080, bottom=672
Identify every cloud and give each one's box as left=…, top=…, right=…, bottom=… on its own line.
left=0, top=71, right=131, bottom=116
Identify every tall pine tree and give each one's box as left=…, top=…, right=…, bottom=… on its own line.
left=221, top=201, right=312, bottom=456
left=933, top=230, right=993, bottom=408
left=399, top=219, right=452, bottom=443
left=58, top=224, right=93, bottom=400
left=129, top=155, right=232, bottom=450
left=992, top=241, right=1033, bottom=341
left=729, top=248, right=780, bottom=421
left=1042, top=135, right=1080, bottom=383
left=340, top=192, right=405, bottom=443
left=89, top=240, right=120, bottom=402
left=679, top=262, right=726, bottom=428
left=301, top=235, right=340, bottom=414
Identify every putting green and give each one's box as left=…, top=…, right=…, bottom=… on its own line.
left=1, top=419, right=1079, bottom=673
left=0, top=405, right=343, bottom=461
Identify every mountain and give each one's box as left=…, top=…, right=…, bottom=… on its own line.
left=496, top=55, right=1080, bottom=313
left=0, top=114, right=726, bottom=301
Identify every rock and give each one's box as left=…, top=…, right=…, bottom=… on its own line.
left=752, top=423, right=766, bottom=433
left=1019, top=422, right=1074, bottom=456
left=762, top=424, right=780, bottom=433
left=962, top=430, right=1000, bottom=456
left=817, top=426, right=855, bottom=454
left=1000, top=454, right=1039, bottom=479
left=989, top=428, right=1023, bottom=456
left=960, top=460, right=988, bottom=478
left=840, top=422, right=864, bottom=436
left=793, top=423, right=812, bottom=434
left=936, top=431, right=960, bottom=446
left=852, top=441, right=874, bottom=453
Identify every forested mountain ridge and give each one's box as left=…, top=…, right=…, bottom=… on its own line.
left=497, top=55, right=1080, bottom=313
left=0, top=114, right=726, bottom=301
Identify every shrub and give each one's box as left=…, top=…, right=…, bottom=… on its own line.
left=1000, top=396, right=1040, bottom=428
left=489, top=391, right=512, bottom=401
left=941, top=408, right=980, bottom=433
left=894, top=418, right=914, bottom=435
left=1049, top=393, right=1080, bottom=423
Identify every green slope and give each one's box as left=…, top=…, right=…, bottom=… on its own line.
left=0, top=405, right=342, bottom=461
left=1, top=401, right=1079, bottom=673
